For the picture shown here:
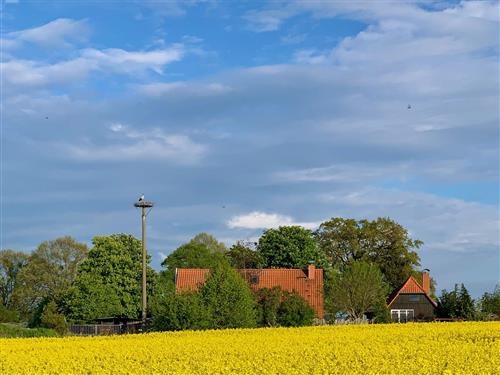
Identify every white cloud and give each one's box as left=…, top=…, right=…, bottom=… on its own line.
left=293, top=49, right=330, bottom=65
left=227, top=211, right=319, bottom=230
left=80, top=45, right=184, bottom=74
left=1, top=45, right=185, bottom=88
left=65, top=123, right=207, bottom=163
left=274, top=164, right=401, bottom=183
left=243, top=8, right=296, bottom=32
left=320, top=188, right=499, bottom=253
left=7, top=18, right=90, bottom=48
left=139, top=82, right=232, bottom=97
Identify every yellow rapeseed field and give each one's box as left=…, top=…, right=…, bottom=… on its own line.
left=1, top=322, right=499, bottom=374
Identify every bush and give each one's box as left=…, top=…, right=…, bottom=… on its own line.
left=40, top=301, right=68, bottom=335
left=277, top=291, right=315, bottom=327
left=200, top=264, right=257, bottom=329
left=0, top=304, right=19, bottom=323
left=0, top=323, right=58, bottom=338
left=255, top=287, right=282, bottom=327
left=372, top=302, right=391, bottom=323
left=152, top=291, right=210, bottom=331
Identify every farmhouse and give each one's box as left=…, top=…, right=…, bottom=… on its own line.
left=387, top=271, right=437, bottom=322
left=176, top=264, right=324, bottom=318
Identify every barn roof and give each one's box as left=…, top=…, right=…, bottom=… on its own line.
left=175, top=267, right=324, bottom=318
left=387, top=276, right=438, bottom=308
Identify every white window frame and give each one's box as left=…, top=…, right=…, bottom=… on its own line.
left=391, top=309, right=415, bottom=323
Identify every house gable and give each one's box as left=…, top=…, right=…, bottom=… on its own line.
left=388, top=276, right=437, bottom=307
left=387, top=275, right=437, bottom=321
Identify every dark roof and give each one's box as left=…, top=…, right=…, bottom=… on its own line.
left=387, top=276, right=438, bottom=308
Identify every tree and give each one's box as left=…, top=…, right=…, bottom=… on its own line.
left=457, top=284, right=475, bottom=320
left=277, top=291, right=315, bottom=327
left=328, top=261, right=389, bottom=320
left=200, top=263, right=257, bottom=329
left=189, top=233, right=227, bottom=253
left=161, top=242, right=229, bottom=281
left=0, top=250, right=29, bottom=308
left=63, top=234, right=156, bottom=322
left=255, top=287, right=282, bottom=327
left=227, top=241, right=264, bottom=269
left=40, top=301, right=68, bottom=335
left=13, top=237, right=87, bottom=319
left=437, top=284, right=476, bottom=320
left=315, top=217, right=421, bottom=291
left=151, top=289, right=210, bottom=331
left=257, top=226, right=328, bottom=269
left=478, top=285, right=500, bottom=320
left=254, top=287, right=315, bottom=327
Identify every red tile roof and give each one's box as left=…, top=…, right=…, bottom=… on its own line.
left=387, top=276, right=438, bottom=307
left=175, top=266, right=324, bottom=318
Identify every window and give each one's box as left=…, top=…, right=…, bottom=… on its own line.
left=408, top=294, right=421, bottom=302
left=391, top=309, right=415, bottom=323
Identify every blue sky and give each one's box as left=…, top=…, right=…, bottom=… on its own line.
left=1, top=0, right=498, bottom=296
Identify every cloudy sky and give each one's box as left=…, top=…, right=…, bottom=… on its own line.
left=1, top=0, right=498, bottom=296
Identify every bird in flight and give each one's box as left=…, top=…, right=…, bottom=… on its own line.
left=138, top=194, right=144, bottom=202
left=407, top=104, right=412, bottom=110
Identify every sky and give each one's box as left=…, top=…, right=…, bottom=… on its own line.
left=1, top=0, right=498, bottom=297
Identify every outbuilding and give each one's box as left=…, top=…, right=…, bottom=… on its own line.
left=387, top=271, right=437, bottom=322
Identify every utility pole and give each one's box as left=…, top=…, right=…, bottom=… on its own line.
left=134, top=196, right=154, bottom=324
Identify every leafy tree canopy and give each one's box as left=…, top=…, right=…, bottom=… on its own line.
left=13, top=237, right=87, bottom=318
left=328, top=260, right=389, bottom=320
left=227, top=241, right=264, bottom=269
left=161, top=242, right=229, bottom=282
left=437, top=283, right=475, bottom=320
left=478, top=285, right=500, bottom=320
left=257, top=226, right=328, bottom=269
left=200, top=263, right=257, bottom=329
left=277, top=290, right=315, bottom=327
left=315, top=217, right=421, bottom=291
left=0, top=250, right=29, bottom=308
left=189, top=233, right=227, bottom=253
left=63, top=234, right=156, bottom=322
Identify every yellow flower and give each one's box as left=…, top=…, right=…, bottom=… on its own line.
left=1, top=322, right=499, bottom=374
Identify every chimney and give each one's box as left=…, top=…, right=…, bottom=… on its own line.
left=307, top=264, right=315, bottom=280
left=422, top=271, right=430, bottom=294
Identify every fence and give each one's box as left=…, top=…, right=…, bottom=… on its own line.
left=69, top=322, right=144, bottom=336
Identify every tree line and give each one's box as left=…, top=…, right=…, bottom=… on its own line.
left=1, top=217, right=498, bottom=334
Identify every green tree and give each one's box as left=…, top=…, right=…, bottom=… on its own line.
left=13, top=237, right=87, bottom=319
left=315, top=217, right=421, bottom=291
left=40, top=301, right=68, bottom=335
left=189, top=233, right=227, bottom=253
left=63, top=234, right=156, bottom=322
left=151, top=290, right=210, bottom=331
left=277, top=291, right=315, bottom=327
left=161, top=242, right=229, bottom=282
left=257, top=226, right=327, bottom=269
left=0, top=303, right=19, bottom=323
left=255, top=287, right=282, bottom=327
left=0, top=250, right=29, bottom=308
left=328, top=261, right=389, bottom=320
left=437, top=284, right=476, bottom=320
left=457, top=284, right=475, bottom=320
left=227, top=241, right=264, bottom=269
left=150, top=273, right=209, bottom=331
left=200, top=263, right=257, bottom=329
left=478, top=285, right=500, bottom=320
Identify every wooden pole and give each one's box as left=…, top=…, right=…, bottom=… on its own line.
left=141, top=206, right=147, bottom=323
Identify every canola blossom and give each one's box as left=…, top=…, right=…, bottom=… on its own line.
left=1, top=322, right=499, bottom=374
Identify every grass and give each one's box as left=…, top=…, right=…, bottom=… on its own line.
left=0, top=323, right=58, bottom=338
